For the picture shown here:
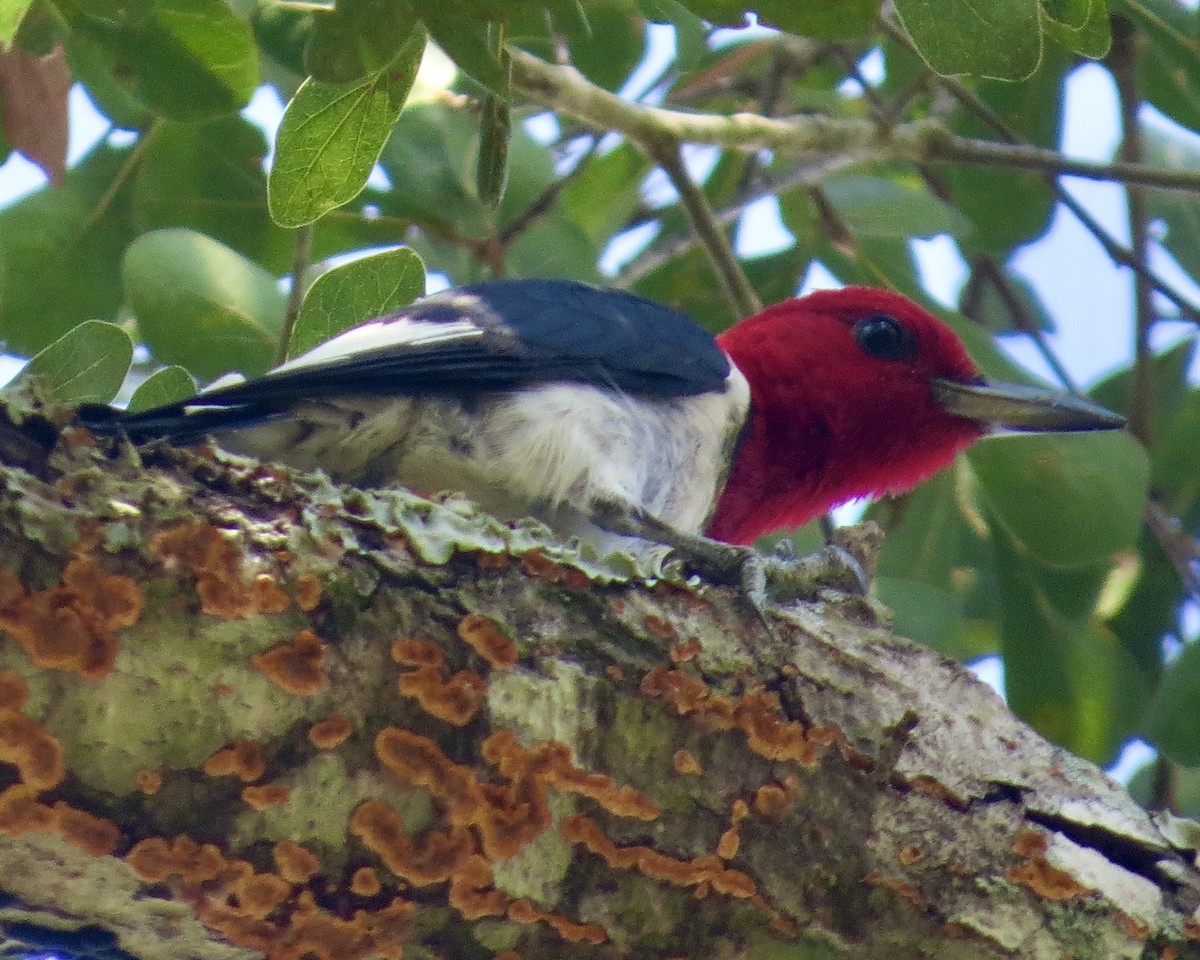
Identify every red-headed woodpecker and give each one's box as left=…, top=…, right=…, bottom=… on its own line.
left=81, top=279, right=1124, bottom=566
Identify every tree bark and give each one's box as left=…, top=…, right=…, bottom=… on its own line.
left=0, top=391, right=1198, bottom=960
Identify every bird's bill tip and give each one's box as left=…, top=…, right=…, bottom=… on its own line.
left=931, top=378, right=1127, bottom=433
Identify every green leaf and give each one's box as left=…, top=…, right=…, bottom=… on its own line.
left=1108, top=529, right=1181, bottom=678
left=559, top=143, right=650, bottom=246
left=1142, top=639, right=1200, bottom=765
left=127, top=365, right=198, bottom=412
left=1154, top=386, right=1200, bottom=522
left=415, top=2, right=509, bottom=95
left=752, top=0, right=880, bottom=39
left=1144, top=126, right=1200, bottom=281
left=968, top=430, right=1149, bottom=568
left=268, top=28, right=425, bottom=228
left=0, top=142, right=136, bottom=356
left=375, top=101, right=479, bottom=230
left=1115, top=0, right=1200, bottom=131
left=894, top=0, right=1043, bottom=79
left=941, top=51, right=1067, bottom=256
left=992, top=519, right=1149, bottom=764
left=1, top=0, right=36, bottom=44
left=14, top=320, right=133, bottom=403
left=822, top=174, right=973, bottom=239
left=133, top=116, right=293, bottom=272
left=123, top=228, right=286, bottom=379
left=289, top=247, right=425, bottom=357
left=1043, top=0, right=1112, bottom=58
left=1090, top=339, right=1195, bottom=450
left=960, top=267, right=1056, bottom=333
left=72, top=0, right=259, bottom=122
left=305, top=0, right=422, bottom=83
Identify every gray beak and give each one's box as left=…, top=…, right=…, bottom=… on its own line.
left=931, top=378, right=1127, bottom=432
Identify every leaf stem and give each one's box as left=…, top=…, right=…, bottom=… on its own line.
left=280, top=224, right=314, bottom=364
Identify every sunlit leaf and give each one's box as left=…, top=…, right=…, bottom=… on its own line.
left=289, top=247, right=426, bottom=357
left=127, top=365, right=197, bottom=412
left=269, top=29, right=425, bottom=227
left=14, top=320, right=132, bottom=403
left=969, top=431, right=1149, bottom=568
left=123, top=228, right=286, bottom=379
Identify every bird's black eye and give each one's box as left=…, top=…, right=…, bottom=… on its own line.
left=852, top=314, right=917, bottom=361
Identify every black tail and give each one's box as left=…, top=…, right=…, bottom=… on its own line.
left=77, top=400, right=279, bottom=446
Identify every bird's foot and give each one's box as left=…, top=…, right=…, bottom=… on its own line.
left=590, top=499, right=881, bottom=627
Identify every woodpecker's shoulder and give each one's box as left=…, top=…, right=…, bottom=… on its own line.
left=274, top=278, right=731, bottom=398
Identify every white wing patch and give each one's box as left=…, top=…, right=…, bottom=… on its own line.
left=272, top=317, right=487, bottom=374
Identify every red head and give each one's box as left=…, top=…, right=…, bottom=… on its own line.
left=707, top=288, right=993, bottom=544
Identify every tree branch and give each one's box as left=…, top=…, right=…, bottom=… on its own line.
left=511, top=49, right=1200, bottom=196
left=2, top=391, right=1200, bottom=960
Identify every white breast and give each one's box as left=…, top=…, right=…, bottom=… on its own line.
left=217, top=369, right=751, bottom=539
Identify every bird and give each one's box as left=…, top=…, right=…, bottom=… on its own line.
left=79, top=279, right=1125, bottom=587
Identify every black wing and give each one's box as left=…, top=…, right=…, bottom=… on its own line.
left=79, top=279, right=732, bottom=443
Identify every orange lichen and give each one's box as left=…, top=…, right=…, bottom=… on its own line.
left=397, top=666, right=487, bottom=726
left=864, top=871, right=926, bottom=908
left=483, top=730, right=659, bottom=821
left=448, top=854, right=507, bottom=919
left=644, top=614, right=676, bottom=641
left=1008, top=827, right=1089, bottom=901
left=0, top=671, right=28, bottom=710
left=137, top=770, right=163, bottom=795
left=519, top=550, right=590, bottom=589
left=126, top=835, right=225, bottom=883
left=641, top=668, right=822, bottom=766
left=0, top=783, right=53, bottom=834
left=0, top=559, right=142, bottom=678
left=561, top=813, right=757, bottom=899
left=390, top=637, right=444, bottom=667
left=717, top=799, right=748, bottom=859
left=474, top=552, right=509, bottom=572
left=127, top=835, right=414, bottom=960
left=898, top=844, right=924, bottom=866
left=294, top=573, right=323, bottom=612
left=456, top=614, right=518, bottom=671
left=672, top=749, right=701, bottom=775
left=754, top=783, right=789, bottom=819
left=351, top=799, right=476, bottom=885
left=375, top=728, right=481, bottom=820
left=308, top=714, right=353, bottom=750
left=252, top=575, right=291, bottom=614
left=904, top=774, right=967, bottom=810
left=670, top=640, right=704, bottom=664
left=252, top=630, right=328, bottom=696
left=273, top=840, right=320, bottom=884
left=350, top=866, right=382, bottom=897
left=0, top=787, right=118, bottom=854
left=243, top=784, right=291, bottom=810
left=204, top=740, right=267, bottom=782
left=150, top=520, right=258, bottom=618
left=0, top=708, right=64, bottom=789
left=717, top=827, right=739, bottom=860
left=44, top=801, right=119, bottom=855
left=233, top=872, right=294, bottom=920
left=507, top=898, right=607, bottom=945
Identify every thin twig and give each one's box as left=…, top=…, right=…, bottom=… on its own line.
left=279, top=224, right=314, bottom=364
left=1110, top=17, right=1155, bottom=445
left=648, top=142, right=761, bottom=317
left=878, top=20, right=1200, bottom=324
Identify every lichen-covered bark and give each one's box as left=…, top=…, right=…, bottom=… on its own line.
left=0, top=392, right=1198, bottom=960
